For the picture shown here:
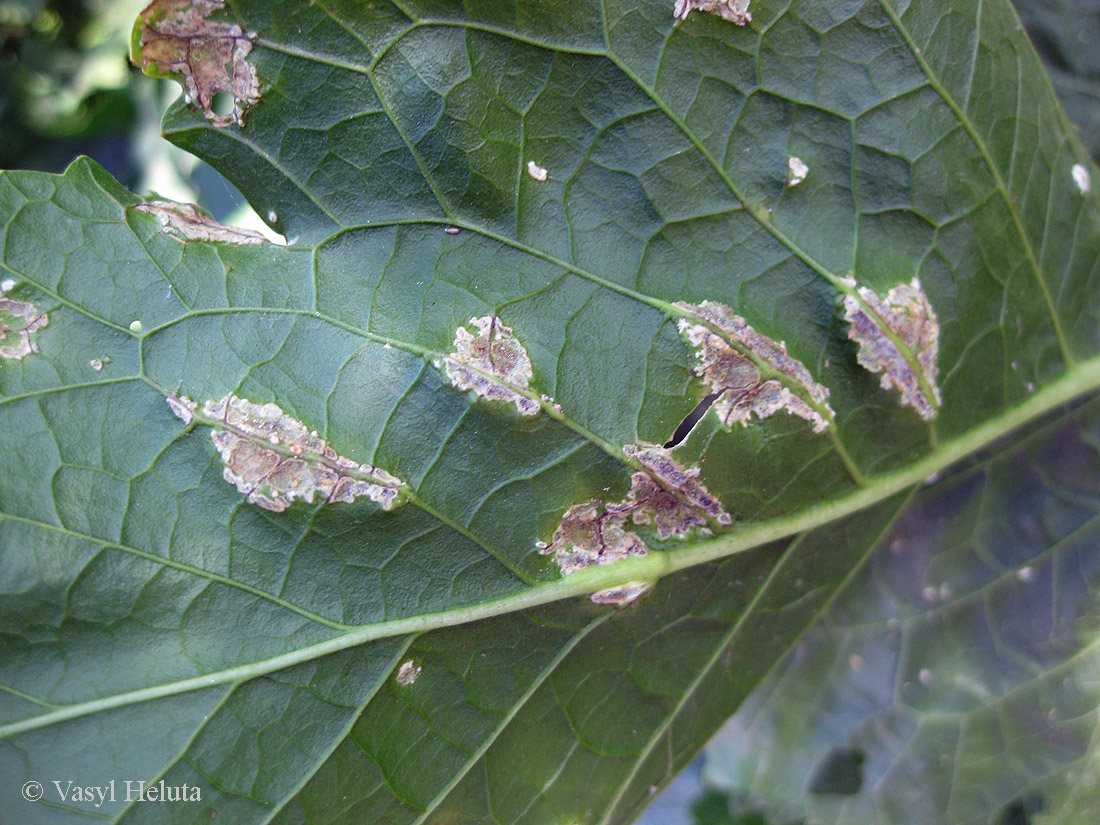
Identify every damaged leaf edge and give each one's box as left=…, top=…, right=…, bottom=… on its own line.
left=132, top=0, right=262, bottom=128
left=132, top=200, right=269, bottom=245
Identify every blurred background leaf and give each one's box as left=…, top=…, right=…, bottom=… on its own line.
left=1013, top=0, right=1100, bottom=161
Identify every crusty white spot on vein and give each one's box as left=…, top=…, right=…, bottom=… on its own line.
left=788, top=156, right=809, bottom=187
left=673, top=0, right=751, bottom=25
left=526, top=160, right=548, bottom=181
left=841, top=277, right=941, bottom=420
left=396, top=660, right=421, bottom=686
left=443, top=316, right=541, bottom=416
left=590, top=582, right=652, bottom=605
left=675, top=300, right=832, bottom=433
left=171, top=394, right=406, bottom=512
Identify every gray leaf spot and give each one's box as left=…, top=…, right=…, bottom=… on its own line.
left=177, top=394, right=406, bottom=512
left=135, top=201, right=267, bottom=245
left=676, top=301, right=832, bottom=433
left=0, top=295, right=48, bottom=360
left=841, top=277, right=941, bottom=420
left=443, top=315, right=541, bottom=416
left=541, top=446, right=729, bottom=575
left=674, top=0, right=751, bottom=25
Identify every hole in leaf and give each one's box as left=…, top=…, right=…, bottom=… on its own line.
left=210, top=91, right=234, bottom=119
left=664, top=391, right=723, bottom=448
left=996, top=794, right=1044, bottom=825
left=808, top=748, right=864, bottom=795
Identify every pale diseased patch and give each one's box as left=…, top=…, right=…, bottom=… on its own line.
left=841, top=277, right=941, bottom=420
left=590, top=581, right=652, bottom=606
left=541, top=448, right=728, bottom=575
left=134, top=0, right=261, bottom=127
left=167, top=393, right=198, bottom=426
left=0, top=279, right=15, bottom=293
left=622, top=444, right=732, bottom=526
left=674, top=0, right=751, bottom=25
left=675, top=301, right=832, bottom=433
left=135, top=201, right=267, bottom=245
left=526, top=160, right=548, bottom=181
left=541, top=498, right=649, bottom=576
left=396, top=660, right=421, bottom=686
left=1073, top=164, right=1092, bottom=195
left=0, top=295, right=48, bottom=360
left=443, top=316, right=541, bottom=416
left=182, top=394, right=406, bottom=512
left=788, top=156, right=809, bottom=187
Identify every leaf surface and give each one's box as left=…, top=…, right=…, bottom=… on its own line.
left=1, top=0, right=1099, bottom=822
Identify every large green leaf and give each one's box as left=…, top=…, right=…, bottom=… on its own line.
left=1, top=0, right=1099, bottom=823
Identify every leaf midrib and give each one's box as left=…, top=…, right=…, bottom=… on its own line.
left=6, top=352, right=1100, bottom=741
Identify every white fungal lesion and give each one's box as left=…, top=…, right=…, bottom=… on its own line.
left=540, top=445, right=729, bottom=575
left=134, top=0, right=261, bottom=127
left=840, top=277, right=941, bottom=420
left=134, top=201, right=267, bottom=245
left=442, top=315, right=542, bottom=416
left=169, top=393, right=407, bottom=512
left=1072, top=164, right=1092, bottom=195
left=395, top=660, right=421, bottom=686
left=787, top=156, right=809, bottom=187
left=590, top=581, right=652, bottom=605
left=0, top=292, right=48, bottom=360
left=673, top=0, right=751, bottom=25
left=526, top=160, right=548, bottom=181
left=675, top=301, right=833, bottom=433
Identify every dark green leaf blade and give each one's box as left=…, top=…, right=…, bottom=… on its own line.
left=2, top=0, right=1100, bottom=822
